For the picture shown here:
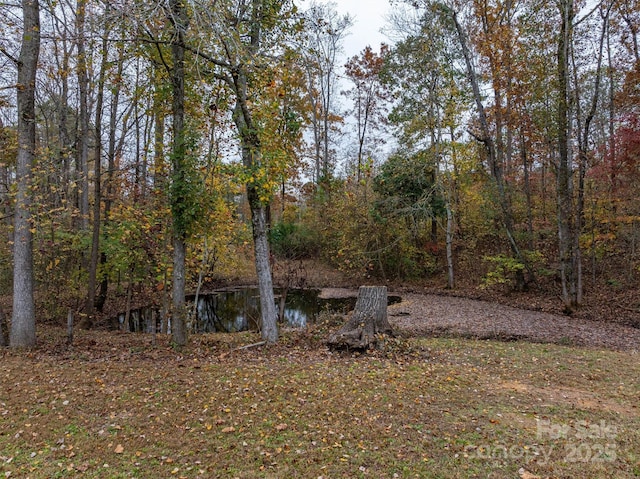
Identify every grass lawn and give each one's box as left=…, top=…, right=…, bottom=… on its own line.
left=0, top=323, right=638, bottom=478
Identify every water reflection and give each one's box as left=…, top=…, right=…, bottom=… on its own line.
left=118, top=287, right=358, bottom=333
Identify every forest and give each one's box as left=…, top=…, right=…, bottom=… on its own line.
left=2, top=2, right=640, bottom=477
left=0, top=0, right=639, bottom=348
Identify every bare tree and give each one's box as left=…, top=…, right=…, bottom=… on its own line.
left=301, top=2, right=352, bottom=183
left=343, top=44, right=390, bottom=182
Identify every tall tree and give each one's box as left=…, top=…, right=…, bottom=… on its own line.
left=75, top=0, right=90, bottom=231
left=556, top=0, right=580, bottom=310
left=571, top=2, right=612, bottom=305
left=384, top=3, right=470, bottom=287
left=9, top=0, right=40, bottom=347
left=97, top=26, right=128, bottom=313
left=46, top=0, right=74, bottom=206
left=84, top=4, right=111, bottom=328
left=183, top=0, right=307, bottom=343
left=449, top=4, right=531, bottom=290
left=301, top=2, right=352, bottom=183
left=168, top=0, right=190, bottom=347
left=343, top=44, right=390, bottom=182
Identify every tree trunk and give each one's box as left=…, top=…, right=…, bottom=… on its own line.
left=446, top=201, right=455, bottom=289
left=451, top=10, right=531, bottom=288
left=231, top=8, right=280, bottom=342
left=168, top=0, right=189, bottom=347
left=522, top=131, right=534, bottom=250
left=97, top=36, right=125, bottom=313
left=233, top=95, right=279, bottom=343
left=84, top=17, right=109, bottom=329
left=327, top=286, right=392, bottom=350
left=557, top=0, right=579, bottom=311
left=250, top=196, right=279, bottom=343
left=76, top=0, right=89, bottom=231
left=10, top=0, right=40, bottom=348
left=53, top=20, right=72, bottom=208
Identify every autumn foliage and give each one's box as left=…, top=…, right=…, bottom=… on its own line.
left=0, top=0, right=639, bottom=336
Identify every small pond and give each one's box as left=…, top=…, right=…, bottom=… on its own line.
left=117, top=287, right=380, bottom=334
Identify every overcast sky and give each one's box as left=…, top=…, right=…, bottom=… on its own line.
left=330, top=0, right=391, bottom=59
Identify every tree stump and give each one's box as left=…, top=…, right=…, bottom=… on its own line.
left=327, top=286, right=393, bottom=350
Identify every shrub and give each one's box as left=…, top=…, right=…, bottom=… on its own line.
left=269, top=220, right=320, bottom=259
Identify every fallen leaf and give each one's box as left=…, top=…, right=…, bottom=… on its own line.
left=222, top=426, right=235, bottom=433
left=114, top=444, right=124, bottom=454
left=518, top=467, right=540, bottom=479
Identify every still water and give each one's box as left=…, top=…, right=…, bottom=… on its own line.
left=118, top=287, right=357, bottom=333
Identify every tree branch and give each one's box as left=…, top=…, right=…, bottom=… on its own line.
left=135, top=30, right=172, bottom=74
left=0, top=44, right=19, bottom=65
left=182, top=42, right=233, bottom=70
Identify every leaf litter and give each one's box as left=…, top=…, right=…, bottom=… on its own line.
left=0, top=317, right=638, bottom=478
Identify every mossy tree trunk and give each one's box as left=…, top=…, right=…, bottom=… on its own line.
left=168, top=0, right=190, bottom=347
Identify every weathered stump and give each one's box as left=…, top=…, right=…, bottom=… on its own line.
left=327, top=286, right=393, bottom=350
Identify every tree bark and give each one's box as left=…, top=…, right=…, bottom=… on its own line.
left=168, top=0, right=189, bottom=347
left=76, top=0, right=90, bottom=231
left=327, top=286, right=392, bottom=350
left=84, top=15, right=109, bottom=328
left=557, top=0, right=579, bottom=311
left=446, top=201, right=455, bottom=289
left=10, top=0, right=40, bottom=348
left=250, top=193, right=279, bottom=343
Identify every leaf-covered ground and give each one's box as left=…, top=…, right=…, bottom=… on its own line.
left=384, top=291, right=640, bottom=351
left=1, top=321, right=639, bottom=479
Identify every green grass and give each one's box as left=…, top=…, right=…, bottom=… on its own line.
left=0, top=327, right=638, bottom=478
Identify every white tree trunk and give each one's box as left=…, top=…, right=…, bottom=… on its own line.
left=251, top=202, right=279, bottom=343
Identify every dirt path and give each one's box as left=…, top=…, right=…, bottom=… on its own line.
left=321, top=288, right=640, bottom=351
